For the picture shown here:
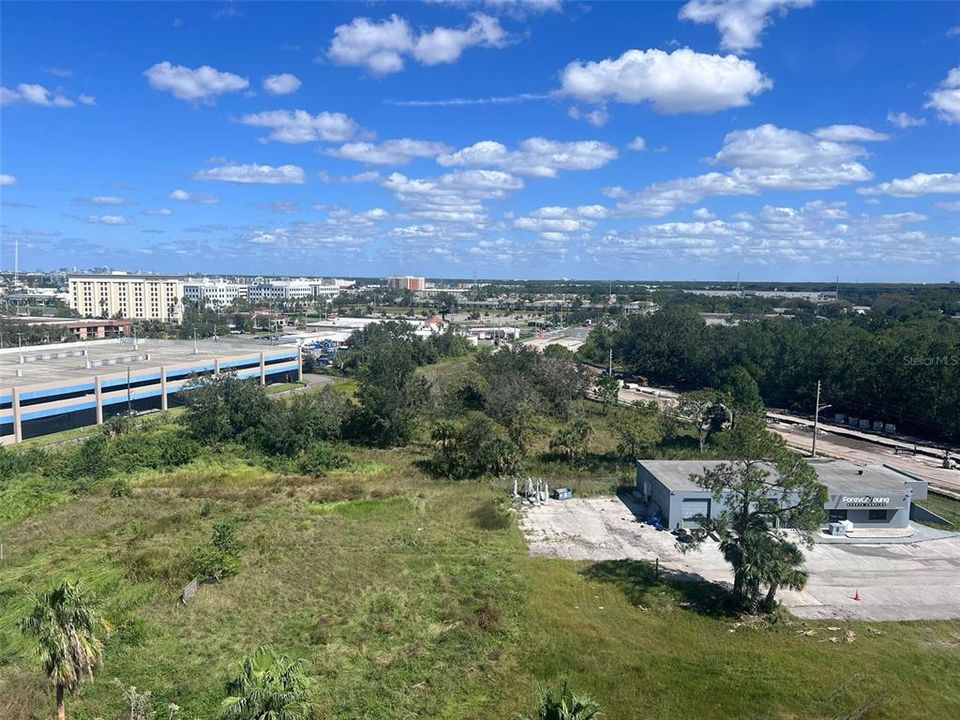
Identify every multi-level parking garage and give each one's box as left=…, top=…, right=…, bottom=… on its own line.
left=1, top=339, right=301, bottom=444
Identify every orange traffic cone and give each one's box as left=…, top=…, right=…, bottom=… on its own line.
left=852, top=589, right=861, bottom=601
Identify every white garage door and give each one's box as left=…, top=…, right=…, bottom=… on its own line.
left=681, top=499, right=710, bottom=528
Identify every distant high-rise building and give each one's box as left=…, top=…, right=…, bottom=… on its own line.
left=388, top=275, right=426, bottom=292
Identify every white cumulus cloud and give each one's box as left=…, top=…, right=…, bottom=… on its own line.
left=812, top=124, right=889, bottom=142
left=679, top=0, right=814, bottom=52
left=858, top=172, right=960, bottom=197
left=925, top=67, right=960, bottom=124
left=560, top=48, right=772, bottom=113
left=628, top=136, right=647, bottom=151
left=514, top=205, right=607, bottom=240
left=143, top=61, right=249, bottom=103
left=887, top=110, right=926, bottom=129
left=144, top=208, right=173, bottom=217
left=169, top=189, right=219, bottom=204
left=78, top=196, right=132, bottom=206
left=610, top=124, right=873, bottom=217
left=262, top=73, right=301, bottom=96
left=195, top=164, right=306, bottom=184
left=383, top=169, right=523, bottom=223
left=413, top=13, right=506, bottom=65
left=326, top=13, right=507, bottom=75
left=240, top=109, right=360, bottom=143
left=1, top=83, right=76, bottom=107
left=326, top=139, right=453, bottom=165
left=0, top=174, right=17, bottom=186
left=84, top=214, right=134, bottom=225
left=437, top=137, right=617, bottom=178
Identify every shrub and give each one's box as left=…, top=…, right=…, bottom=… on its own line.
left=0, top=445, right=47, bottom=481
left=211, top=520, right=243, bottom=557
left=112, top=429, right=200, bottom=471
left=298, top=443, right=349, bottom=477
left=64, top=434, right=111, bottom=490
left=430, top=413, right=523, bottom=479
left=193, top=520, right=244, bottom=583
left=192, top=545, right=241, bottom=583
left=109, top=478, right=132, bottom=498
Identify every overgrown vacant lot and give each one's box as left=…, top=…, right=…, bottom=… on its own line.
left=2, top=448, right=960, bottom=719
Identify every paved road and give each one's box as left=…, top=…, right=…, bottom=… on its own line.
left=522, top=326, right=590, bottom=353
left=610, top=383, right=960, bottom=493
left=773, top=423, right=960, bottom=494
left=768, top=411, right=959, bottom=459
left=521, top=496, right=960, bottom=621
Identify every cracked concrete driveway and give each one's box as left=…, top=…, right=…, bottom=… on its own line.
left=520, top=496, right=960, bottom=621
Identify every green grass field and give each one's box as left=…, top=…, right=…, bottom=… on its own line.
left=2, top=439, right=960, bottom=720
left=915, top=491, right=960, bottom=528
left=2, top=392, right=959, bottom=720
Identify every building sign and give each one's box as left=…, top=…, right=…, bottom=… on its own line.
left=841, top=496, right=891, bottom=507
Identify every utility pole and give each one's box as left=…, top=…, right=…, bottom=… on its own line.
left=126, top=365, right=132, bottom=415
left=812, top=380, right=832, bottom=458
left=608, top=347, right=613, bottom=376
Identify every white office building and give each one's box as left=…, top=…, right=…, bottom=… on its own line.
left=247, top=279, right=342, bottom=304
left=183, top=278, right=248, bottom=308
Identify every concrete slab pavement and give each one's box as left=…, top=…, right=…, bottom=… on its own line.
left=521, top=496, right=960, bottom=621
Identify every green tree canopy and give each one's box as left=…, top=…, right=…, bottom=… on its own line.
left=681, top=416, right=828, bottom=611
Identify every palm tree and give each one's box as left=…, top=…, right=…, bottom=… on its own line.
left=220, top=647, right=312, bottom=720
left=431, top=420, right=460, bottom=454
left=526, top=681, right=602, bottom=720
left=759, top=540, right=808, bottom=610
left=550, top=420, right=592, bottom=466
left=19, top=580, right=104, bottom=720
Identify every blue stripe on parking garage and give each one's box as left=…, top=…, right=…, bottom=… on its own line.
left=21, top=401, right=99, bottom=421
left=101, top=372, right=162, bottom=389
left=166, top=364, right=216, bottom=379
left=220, top=358, right=260, bottom=370
left=12, top=364, right=297, bottom=423
left=19, top=382, right=96, bottom=401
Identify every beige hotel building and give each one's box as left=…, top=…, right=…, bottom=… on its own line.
left=69, top=275, right=185, bottom=323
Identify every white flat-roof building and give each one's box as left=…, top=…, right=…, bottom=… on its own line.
left=69, top=275, right=184, bottom=323
left=637, top=459, right=928, bottom=532
left=248, top=280, right=313, bottom=303
left=183, top=278, right=248, bottom=308
left=247, top=279, right=341, bottom=303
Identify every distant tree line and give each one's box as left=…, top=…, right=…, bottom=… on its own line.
left=582, top=304, right=960, bottom=442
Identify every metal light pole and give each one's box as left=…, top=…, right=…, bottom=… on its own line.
left=812, top=379, right=832, bottom=458
left=126, top=366, right=132, bottom=415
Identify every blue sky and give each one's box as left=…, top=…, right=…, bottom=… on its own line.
left=1, top=0, right=958, bottom=281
